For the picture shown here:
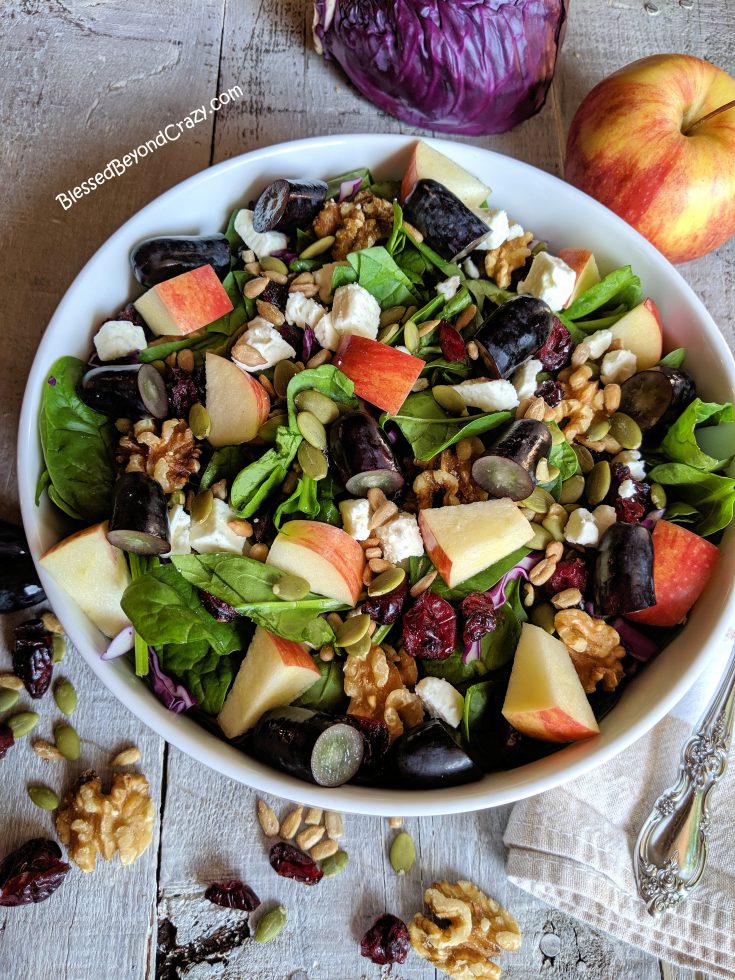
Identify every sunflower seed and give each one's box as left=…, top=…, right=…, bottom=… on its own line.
left=296, top=825, right=325, bottom=851
left=257, top=799, right=280, bottom=837
left=280, top=806, right=303, bottom=840
left=111, top=746, right=141, bottom=766
left=324, top=811, right=344, bottom=839
left=304, top=807, right=323, bottom=826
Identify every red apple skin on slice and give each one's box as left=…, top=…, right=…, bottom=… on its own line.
left=333, top=335, right=425, bottom=416
left=626, top=519, right=719, bottom=627
left=134, top=263, right=233, bottom=337
left=266, top=520, right=365, bottom=606
left=556, top=248, right=600, bottom=306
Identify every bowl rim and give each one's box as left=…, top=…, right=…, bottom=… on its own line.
left=17, top=132, right=735, bottom=816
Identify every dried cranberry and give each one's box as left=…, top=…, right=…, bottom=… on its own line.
left=402, top=592, right=456, bottom=660
left=535, top=379, right=563, bottom=407
left=278, top=322, right=301, bottom=352
left=204, top=879, right=260, bottom=911
left=269, top=843, right=323, bottom=885
left=200, top=591, right=241, bottom=622
left=168, top=366, right=200, bottom=417
left=545, top=557, right=588, bottom=595
left=615, top=496, right=647, bottom=524
left=461, top=592, right=497, bottom=645
left=536, top=317, right=573, bottom=371
left=341, top=715, right=391, bottom=770
left=360, top=914, right=410, bottom=965
left=363, top=579, right=408, bottom=625
left=439, top=321, right=467, bottom=362
left=0, top=724, right=14, bottom=761
left=261, top=278, right=287, bottom=311
left=115, top=302, right=147, bottom=328
left=0, top=838, right=70, bottom=907
left=13, top=619, right=53, bottom=699
left=610, top=463, right=650, bottom=524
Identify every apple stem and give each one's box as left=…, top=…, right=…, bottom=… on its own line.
left=683, top=99, right=735, bottom=135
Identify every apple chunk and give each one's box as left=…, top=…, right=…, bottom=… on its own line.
left=333, top=335, right=425, bottom=415
left=608, top=298, right=663, bottom=369
left=419, top=499, right=535, bottom=589
left=266, top=520, right=365, bottom=606
left=556, top=248, right=600, bottom=305
left=626, top=519, right=719, bottom=627
left=40, top=521, right=131, bottom=637
left=218, top=627, right=320, bottom=738
left=205, top=352, right=270, bottom=447
left=134, top=264, right=233, bottom=337
left=502, top=624, right=600, bottom=743
left=401, top=141, right=490, bottom=208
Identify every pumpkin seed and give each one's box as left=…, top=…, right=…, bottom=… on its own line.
left=344, top=632, right=372, bottom=659
left=530, top=602, right=557, bottom=634
left=188, top=403, right=211, bottom=439
left=295, top=389, right=339, bottom=425
left=522, top=486, right=555, bottom=514
left=0, top=689, right=19, bottom=713
left=53, top=678, right=77, bottom=717
left=272, top=573, right=311, bottom=602
left=549, top=423, right=566, bottom=446
left=586, top=418, right=610, bottom=443
left=586, top=461, right=611, bottom=506
left=380, top=306, right=405, bottom=328
left=527, top=525, right=553, bottom=552
left=273, top=359, right=299, bottom=398
left=299, top=235, right=335, bottom=259
left=260, top=255, right=288, bottom=275
left=169, top=490, right=186, bottom=507
left=151, top=359, right=167, bottom=375
left=541, top=514, right=567, bottom=541
left=191, top=488, right=214, bottom=524
left=8, top=711, right=39, bottom=738
left=609, top=412, right=642, bottom=450
left=335, top=614, right=371, bottom=648
left=389, top=830, right=416, bottom=875
left=28, top=786, right=59, bottom=811
left=53, top=635, right=67, bottom=663
left=547, top=463, right=561, bottom=482
left=573, top=443, right=595, bottom=474
left=258, top=414, right=287, bottom=441
left=432, top=385, right=465, bottom=415
left=296, top=410, right=327, bottom=450
left=559, top=475, right=585, bottom=504
left=255, top=905, right=287, bottom=944
left=368, top=566, right=406, bottom=597
left=651, top=483, right=667, bottom=510
left=320, top=849, right=349, bottom=877
left=404, top=320, right=420, bottom=354
left=377, top=323, right=400, bottom=344
left=55, top=724, right=80, bottom=761
left=297, top=441, right=328, bottom=481
left=0, top=673, right=23, bottom=691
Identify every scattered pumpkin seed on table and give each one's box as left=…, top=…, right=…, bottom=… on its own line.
left=53, top=678, right=77, bottom=716
left=52, top=636, right=67, bottom=663
left=0, top=688, right=19, bottom=713
left=389, top=830, right=416, bottom=875
left=255, top=905, right=287, bottom=944
left=28, top=785, right=59, bottom=811
left=320, top=850, right=348, bottom=877
left=8, top=711, right=39, bottom=738
left=55, top=724, right=80, bottom=761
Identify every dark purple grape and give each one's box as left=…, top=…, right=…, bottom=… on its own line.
left=474, top=295, right=554, bottom=379
left=391, top=719, right=482, bottom=788
left=472, top=419, right=551, bottom=500
left=253, top=178, right=328, bottom=233
left=13, top=620, right=53, bottom=699
left=594, top=523, right=655, bottom=616
left=80, top=364, right=168, bottom=419
left=403, top=179, right=490, bottom=261
left=107, top=473, right=170, bottom=556
left=619, top=367, right=696, bottom=431
left=130, top=234, right=231, bottom=286
left=329, top=412, right=404, bottom=497
left=0, top=521, right=45, bottom=613
left=363, top=579, right=408, bottom=624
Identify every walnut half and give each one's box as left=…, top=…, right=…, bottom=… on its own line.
left=410, top=880, right=522, bottom=980
left=118, top=417, right=200, bottom=493
left=343, top=645, right=423, bottom=740
left=555, top=609, right=626, bottom=692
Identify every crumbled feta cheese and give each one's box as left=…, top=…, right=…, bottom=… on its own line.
left=93, top=320, right=147, bottom=362
left=619, top=478, right=637, bottom=499
left=330, top=283, right=380, bottom=340
left=314, top=311, right=339, bottom=351
left=233, top=320, right=296, bottom=372
left=601, top=348, right=637, bottom=385
left=584, top=329, right=613, bottom=360
left=374, top=512, right=424, bottom=565
left=593, top=505, right=617, bottom=539
left=436, top=275, right=461, bottom=301
left=518, top=252, right=576, bottom=311
left=507, top=220, right=525, bottom=239
left=512, top=358, right=542, bottom=401
left=463, top=256, right=481, bottom=280
left=473, top=207, right=510, bottom=251
left=189, top=499, right=249, bottom=555
left=233, top=208, right=288, bottom=258
left=415, top=677, right=464, bottom=729
left=285, top=291, right=326, bottom=330
left=564, top=507, right=599, bottom=547
left=451, top=379, right=519, bottom=413
left=613, top=450, right=646, bottom=480
left=395, top=345, right=411, bottom=355
left=163, top=505, right=191, bottom=557
left=339, top=498, right=371, bottom=541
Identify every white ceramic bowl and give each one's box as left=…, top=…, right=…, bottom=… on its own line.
left=18, top=134, right=735, bottom=815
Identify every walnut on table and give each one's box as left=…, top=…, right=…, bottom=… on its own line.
left=554, top=608, right=626, bottom=692
left=483, top=232, right=533, bottom=289
left=312, top=191, right=394, bottom=261
left=409, top=880, right=522, bottom=980
left=118, top=417, right=200, bottom=493
left=343, top=645, right=423, bottom=740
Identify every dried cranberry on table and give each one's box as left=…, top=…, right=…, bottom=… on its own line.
left=204, top=879, right=260, bottom=911
left=0, top=724, right=14, bottom=761
left=0, top=838, right=70, bottom=907
left=402, top=591, right=456, bottom=660
left=13, top=619, right=54, bottom=699
left=545, top=557, right=588, bottom=595
left=536, top=317, right=573, bottom=371
left=439, top=321, right=467, bottom=362
left=363, top=578, right=408, bottom=625
left=269, top=842, right=323, bottom=885
left=461, top=592, right=497, bottom=645
left=360, top=913, right=410, bottom=965
left=534, top=378, right=563, bottom=407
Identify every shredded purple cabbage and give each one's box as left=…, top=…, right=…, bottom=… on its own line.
left=148, top=649, right=196, bottom=713
left=641, top=509, right=666, bottom=530
left=270, top=248, right=297, bottom=263
left=302, top=325, right=318, bottom=362
left=463, top=638, right=482, bottom=663
left=338, top=176, right=364, bottom=202
left=612, top=618, right=660, bottom=662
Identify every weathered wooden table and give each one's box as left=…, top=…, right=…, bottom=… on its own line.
left=2, top=1, right=733, bottom=977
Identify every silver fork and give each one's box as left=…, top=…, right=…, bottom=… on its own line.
left=634, top=643, right=735, bottom=916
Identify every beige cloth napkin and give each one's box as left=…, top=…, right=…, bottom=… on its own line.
left=504, top=639, right=735, bottom=978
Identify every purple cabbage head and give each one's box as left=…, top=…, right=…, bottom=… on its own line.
left=148, top=649, right=196, bottom=713
left=313, top=0, right=568, bottom=136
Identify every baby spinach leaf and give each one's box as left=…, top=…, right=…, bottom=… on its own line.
left=200, top=446, right=246, bottom=490
left=315, top=474, right=342, bottom=526
left=461, top=673, right=509, bottom=755
left=345, top=246, right=419, bottom=308
left=294, top=658, right=346, bottom=712
left=431, top=547, right=532, bottom=601
left=224, top=207, right=243, bottom=255
left=404, top=230, right=461, bottom=279
left=184, top=652, right=236, bottom=715
left=659, top=348, right=686, bottom=369
left=274, top=476, right=320, bottom=528
left=38, top=357, right=117, bottom=522
left=331, top=264, right=358, bottom=291
left=466, top=278, right=514, bottom=312
left=286, top=364, right=357, bottom=430
left=547, top=423, right=580, bottom=483
left=661, top=399, right=734, bottom=472
left=420, top=358, right=471, bottom=381
left=230, top=427, right=302, bottom=516
left=647, top=462, right=735, bottom=536
left=563, top=266, right=641, bottom=321
left=663, top=501, right=700, bottom=525
left=395, top=243, right=429, bottom=286
left=385, top=202, right=404, bottom=255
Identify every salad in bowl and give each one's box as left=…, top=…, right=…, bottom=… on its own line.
left=32, top=140, right=735, bottom=793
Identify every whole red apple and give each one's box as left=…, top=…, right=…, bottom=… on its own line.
left=565, top=55, right=735, bottom=263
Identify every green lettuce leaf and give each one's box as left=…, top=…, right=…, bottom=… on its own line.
left=661, top=399, right=735, bottom=472
left=274, top=475, right=320, bottom=528
left=647, top=462, right=735, bottom=536
left=345, top=245, right=419, bottom=308
left=659, top=348, right=686, bottom=369
left=294, top=658, right=346, bottom=712
left=230, top=427, right=302, bottom=516
left=286, top=364, right=357, bottom=430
